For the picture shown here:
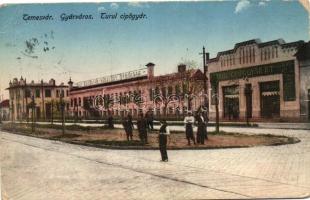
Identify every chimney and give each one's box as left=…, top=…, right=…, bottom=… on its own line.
left=145, top=62, right=155, bottom=79
left=49, top=78, right=56, bottom=86
left=178, top=64, right=186, bottom=73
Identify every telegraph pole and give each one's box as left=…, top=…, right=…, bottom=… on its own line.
left=199, top=46, right=209, bottom=112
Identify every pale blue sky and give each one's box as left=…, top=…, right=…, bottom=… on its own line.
left=0, top=1, right=309, bottom=99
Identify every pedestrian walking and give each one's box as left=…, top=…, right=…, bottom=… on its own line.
left=184, top=111, right=196, bottom=145
left=158, top=120, right=170, bottom=162
left=137, top=113, right=148, bottom=144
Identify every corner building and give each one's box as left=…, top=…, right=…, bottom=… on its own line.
left=7, top=78, right=70, bottom=121
left=208, top=39, right=306, bottom=121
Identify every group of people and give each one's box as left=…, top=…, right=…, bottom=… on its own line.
left=120, top=110, right=208, bottom=162
left=184, top=111, right=209, bottom=145
left=121, top=111, right=155, bottom=143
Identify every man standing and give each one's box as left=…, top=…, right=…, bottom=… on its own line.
left=158, top=120, right=170, bottom=162
left=122, top=114, right=133, bottom=141
left=137, top=113, right=148, bottom=144
left=126, top=113, right=134, bottom=141
left=196, top=112, right=206, bottom=144
left=107, top=112, right=114, bottom=129
left=203, top=111, right=209, bottom=140
left=146, top=111, right=154, bottom=131
left=184, top=111, right=196, bottom=145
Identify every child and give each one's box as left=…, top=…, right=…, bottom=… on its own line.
left=158, top=120, right=170, bottom=162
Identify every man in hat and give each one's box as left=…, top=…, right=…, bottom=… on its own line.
left=183, top=111, right=196, bottom=145
left=146, top=110, right=154, bottom=131
left=158, top=120, right=170, bottom=162
left=196, top=112, right=206, bottom=144
left=122, top=113, right=134, bottom=141
left=137, top=113, right=148, bottom=144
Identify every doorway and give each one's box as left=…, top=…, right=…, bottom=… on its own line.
left=223, top=85, right=240, bottom=119
left=260, top=81, right=280, bottom=118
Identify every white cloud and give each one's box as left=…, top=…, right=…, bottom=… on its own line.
left=110, top=3, right=119, bottom=9
left=97, top=6, right=105, bottom=11
left=128, top=2, right=142, bottom=7
left=128, top=2, right=150, bottom=8
left=234, top=0, right=251, bottom=14
left=258, top=0, right=270, bottom=7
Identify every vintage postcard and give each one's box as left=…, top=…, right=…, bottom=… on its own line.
left=0, top=0, right=310, bottom=199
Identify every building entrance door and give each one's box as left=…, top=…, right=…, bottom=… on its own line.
left=260, top=81, right=280, bottom=118
left=223, top=85, right=239, bottom=119
left=245, top=84, right=252, bottom=119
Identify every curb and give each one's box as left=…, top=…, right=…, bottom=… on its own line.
left=0, top=128, right=301, bottom=151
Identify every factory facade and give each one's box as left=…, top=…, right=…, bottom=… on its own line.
left=68, top=63, right=206, bottom=119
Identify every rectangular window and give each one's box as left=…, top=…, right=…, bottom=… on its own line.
left=175, top=85, right=180, bottom=96
left=56, top=90, right=59, bottom=97
left=25, top=89, right=31, bottom=98
left=161, top=87, right=166, bottom=97
left=149, top=89, right=153, bottom=101
left=168, top=86, right=173, bottom=96
left=45, top=89, right=51, bottom=98
left=35, top=89, right=40, bottom=98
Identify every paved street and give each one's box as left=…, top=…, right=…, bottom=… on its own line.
left=1, top=127, right=310, bottom=199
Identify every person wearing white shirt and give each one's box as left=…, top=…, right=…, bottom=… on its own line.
left=184, top=111, right=196, bottom=145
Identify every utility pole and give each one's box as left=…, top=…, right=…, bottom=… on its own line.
left=199, top=46, right=210, bottom=113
